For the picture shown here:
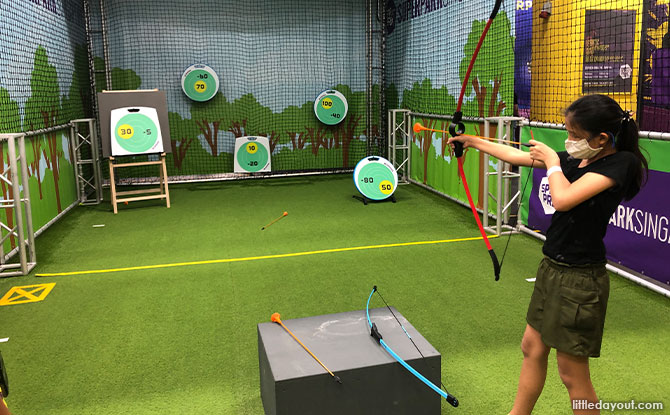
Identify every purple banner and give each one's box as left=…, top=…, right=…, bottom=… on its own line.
left=514, top=1, right=532, bottom=118
left=604, top=170, right=670, bottom=285
left=640, top=0, right=670, bottom=133
left=526, top=169, right=670, bottom=287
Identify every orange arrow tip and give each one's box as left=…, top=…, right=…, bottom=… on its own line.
left=283, top=211, right=288, bottom=216
left=271, top=312, right=281, bottom=323
left=413, top=122, right=424, bottom=133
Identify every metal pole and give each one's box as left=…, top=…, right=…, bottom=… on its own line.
left=496, top=120, right=504, bottom=234
left=483, top=119, right=491, bottom=230
left=100, top=0, right=113, bottom=90
left=90, top=119, right=103, bottom=202
left=6, top=136, right=27, bottom=274
left=17, top=135, right=36, bottom=265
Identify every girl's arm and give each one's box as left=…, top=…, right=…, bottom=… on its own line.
left=448, top=136, right=616, bottom=211
left=447, top=135, right=544, bottom=168
left=528, top=139, right=616, bottom=211
left=546, top=171, right=616, bottom=211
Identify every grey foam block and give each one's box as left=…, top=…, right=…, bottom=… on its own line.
left=258, top=307, right=447, bottom=415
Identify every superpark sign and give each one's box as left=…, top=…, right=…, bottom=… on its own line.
left=386, top=0, right=464, bottom=34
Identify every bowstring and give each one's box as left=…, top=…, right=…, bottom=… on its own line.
left=374, top=289, right=452, bottom=395
left=498, top=128, right=536, bottom=270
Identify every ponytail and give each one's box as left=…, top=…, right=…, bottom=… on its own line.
left=615, top=113, right=649, bottom=200
left=565, top=94, right=649, bottom=200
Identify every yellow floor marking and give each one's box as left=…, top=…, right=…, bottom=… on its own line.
left=0, top=283, right=56, bottom=306
left=35, top=235, right=498, bottom=277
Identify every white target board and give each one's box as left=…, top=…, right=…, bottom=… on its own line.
left=353, top=156, right=398, bottom=200
left=314, top=89, right=348, bottom=125
left=181, top=64, right=219, bottom=102
left=110, top=107, right=164, bottom=156
left=234, top=136, right=271, bottom=173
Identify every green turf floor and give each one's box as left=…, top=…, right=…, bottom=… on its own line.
left=0, top=174, right=668, bottom=414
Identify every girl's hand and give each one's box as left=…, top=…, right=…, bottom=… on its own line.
left=528, top=139, right=560, bottom=167
left=447, top=134, right=474, bottom=149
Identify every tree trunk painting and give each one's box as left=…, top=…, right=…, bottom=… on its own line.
left=416, top=118, right=437, bottom=184
left=229, top=120, right=247, bottom=138
left=171, top=138, right=193, bottom=170
left=333, top=114, right=361, bottom=167
left=288, top=131, right=308, bottom=150
left=28, top=133, right=44, bottom=199
left=42, top=134, right=63, bottom=213
left=440, top=120, right=452, bottom=158
left=41, top=108, right=63, bottom=213
left=260, top=131, right=280, bottom=154
left=194, top=119, right=222, bottom=157
left=305, top=126, right=327, bottom=156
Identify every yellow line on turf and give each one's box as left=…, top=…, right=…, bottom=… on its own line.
left=35, top=235, right=499, bottom=277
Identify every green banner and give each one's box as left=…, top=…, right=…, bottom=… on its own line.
left=410, top=117, right=500, bottom=213
left=518, top=126, right=670, bottom=224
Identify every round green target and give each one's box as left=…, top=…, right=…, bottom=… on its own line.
left=181, top=64, right=219, bottom=102
left=314, top=90, right=348, bottom=125
left=353, top=156, right=398, bottom=200
left=236, top=140, right=269, bottom=172
left=114, top=113, right=159, bottom=153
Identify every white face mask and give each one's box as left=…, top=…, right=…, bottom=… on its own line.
left=564, top=138, right=602, bottom=159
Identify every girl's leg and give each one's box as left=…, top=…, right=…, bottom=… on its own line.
left=556, top=351, right=599, bottom=415
left=510, top=324, right=551, bottom=415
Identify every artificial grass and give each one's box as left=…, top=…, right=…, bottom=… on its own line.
left=0, top=174, right=667, bottom=414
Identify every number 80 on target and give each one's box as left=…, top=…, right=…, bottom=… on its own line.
left=353, top=156, right=398, bottom=201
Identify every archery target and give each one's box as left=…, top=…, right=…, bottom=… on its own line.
left=181, top=64, right=219, bottom=102
left=314, top=89, right=348, bottom=125
left=353, top=156, right=398, bottom=200
left=110, top=107, right=163, bottom=156
left=234, top=136, right=271, bottom=173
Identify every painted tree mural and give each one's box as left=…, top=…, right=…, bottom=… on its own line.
left=191, top=93, right=228, bottom=157
left=282, top=103, right=313, bottom=151
left=413, top=117, right=437, bottom=184
left=24, top=46, right=65, bottom=212
left=332, top=85, right=366, bottom=167
left=0, top=88, right=21, bottom=248
left=0, top=88, right=21, bottom=133
left=460, top=11, right=514, bottom=208
left=167, top=112, right=198, bottom=170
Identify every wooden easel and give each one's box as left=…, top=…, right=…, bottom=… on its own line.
left=108, top=153, right=170, bottom=214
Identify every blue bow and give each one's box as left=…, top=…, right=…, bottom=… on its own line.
left=366, top=286, right=458, bottom=407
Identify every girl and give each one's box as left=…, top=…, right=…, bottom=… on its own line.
left=448, top=94, right=648, bottom=415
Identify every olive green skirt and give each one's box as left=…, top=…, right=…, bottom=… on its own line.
left=526, top=257, right=609, bottom=357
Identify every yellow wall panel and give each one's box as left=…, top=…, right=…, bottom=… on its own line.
left=531, top=0, right=643, bottom=123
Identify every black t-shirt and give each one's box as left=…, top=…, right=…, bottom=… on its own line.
left=542, top=151, right=640, bottom=265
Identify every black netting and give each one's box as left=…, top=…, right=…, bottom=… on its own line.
left=385, top=1, right=515, bottom=122
left=0, top=0, right=90, bottom=133
left=92, top=0, right=382, bottom=181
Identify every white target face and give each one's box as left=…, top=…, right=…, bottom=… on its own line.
left=314, top=89, right=348, bottom=125
left=110, top=107, right=164, bottom=156
left=353, top=156, right=398, bottom=200
left=181, top=64, right=219, bottom=102
left=234, top=136, right=271, bottom=173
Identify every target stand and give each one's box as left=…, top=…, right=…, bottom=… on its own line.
left=352, top=193, right=396, bottom=205
left=108, top=154, right=170, bottom=214
left=352, top=156, right=398, bottom=205
left=97, top=90, right=173, bottom=214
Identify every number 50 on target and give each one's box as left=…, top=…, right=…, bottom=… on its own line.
left=353, top=156, right=398, bottom=201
